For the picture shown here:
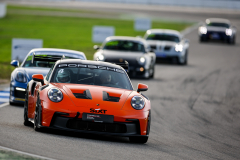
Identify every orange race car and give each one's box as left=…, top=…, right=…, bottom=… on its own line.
left=24, top=55, right=151, bottom=143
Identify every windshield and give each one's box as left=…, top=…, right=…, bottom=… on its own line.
left=103, top=40, right=146, bottom=53
left=207, top=22, right=230, bottom=28
left=51, top=65, right=133, bottom=90
left=22, top=51, right=85, bottom=68
left=146, top=34, right=180, bottom=42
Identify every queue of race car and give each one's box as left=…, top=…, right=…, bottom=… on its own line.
left=9, top=17, right=236, bottom=143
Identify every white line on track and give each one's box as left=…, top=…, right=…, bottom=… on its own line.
left=181, top=22, right=202, bottom=36
left=0, top=146, right=56, bottom=160
left=0, top=102, right=9, bottom=108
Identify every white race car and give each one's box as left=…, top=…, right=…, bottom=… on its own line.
left=199, top=18, right=236, bottom=44
left=144, top=29, right=189, bottom=65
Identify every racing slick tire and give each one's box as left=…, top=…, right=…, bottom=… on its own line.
left=23, top=90, right=31, bottom=126
left=129, top=111, right=151, bottom=143
left=34, top=96, right=42, bottom=131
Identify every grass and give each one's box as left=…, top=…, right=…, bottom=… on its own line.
left=0, top=5, right=192, bottom=80
left=0, top=150, right=41, bottom=160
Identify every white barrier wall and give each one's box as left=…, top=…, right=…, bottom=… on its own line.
left=74, top=0, right=240, bottom=10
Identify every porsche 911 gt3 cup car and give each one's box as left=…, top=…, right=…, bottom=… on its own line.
left=10, top=48, right=86, bottom=105
left=93, top=36, right=156, bottom=79
left=144, top=29, right=189, bottom=65
left=24, top=55, right=151, bottom=143
left=198, top=18, right=236, bottom=44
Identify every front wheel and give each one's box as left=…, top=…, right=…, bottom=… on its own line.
left=34, top=96, right=42, bottom=131
left=23, top=90, right=31, bottom=126
left=129, top=111, right=151, bottom=144
left=178, top=52, right=188, bottom=65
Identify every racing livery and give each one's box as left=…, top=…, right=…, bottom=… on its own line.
left=198, top=18, right=236, bottom=44
left=10, top=48, right=86, bottom=105
left=93, top=36, right=156, bottom=79
left=24, top=56, right=151, bottom=143
left=144, top=29, right=189, bottom=65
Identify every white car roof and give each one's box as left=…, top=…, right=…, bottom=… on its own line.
left=146, top=29, right=180, bottom=35
left=206, top=18, right=231, bottom=24
left=29, top=48, right=86, bottom=59
left=145, top=29, right=181, bottom=38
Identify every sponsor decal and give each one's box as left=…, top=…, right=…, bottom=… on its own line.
left=90, top=108, right=107, bottom=114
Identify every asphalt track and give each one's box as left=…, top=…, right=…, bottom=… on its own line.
left=0, top=2, right=240, bottom=160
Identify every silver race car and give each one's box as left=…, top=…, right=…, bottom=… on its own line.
left=199, top=18, right=236, bottom=44
left=93, top=36, right=156, bottom=79
left=144, top=29, right=189, bottom=65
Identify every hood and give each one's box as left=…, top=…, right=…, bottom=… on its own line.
left=206, top=26, right=227, bottom=32
left=61, top=84, right=132, bottom=111
left=100, top=50, right=144, bottom=65
left=146, top=40, right=177, bottom=46
left=22, top=67, right=50, bottom=81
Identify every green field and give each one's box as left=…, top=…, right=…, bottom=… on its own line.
left=0, top=5, right=192, bottom=79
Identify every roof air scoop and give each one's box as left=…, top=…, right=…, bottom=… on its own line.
left=102, top=91, right=120, bottom=102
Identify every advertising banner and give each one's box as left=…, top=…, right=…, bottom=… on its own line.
left=12, top=38, right=43, bottom=62
left=92, top=26, right=115, bottom=43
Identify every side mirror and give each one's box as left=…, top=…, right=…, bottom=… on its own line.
left=32, top=74, right=44, bottom=85
left=137, top=83, right=148, bottom=92
left=10, top=60, right=19, bottom=67
left=93, top=45, right=100, bottom=50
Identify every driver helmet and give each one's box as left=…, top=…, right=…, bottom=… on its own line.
left=56, top=69, right=71, bottom=83
left=100, top=71, right=112, bottom=84
left=36, top=61, right=48, bottom=67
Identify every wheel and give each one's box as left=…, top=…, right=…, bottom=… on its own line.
left=183, top=52, right=188, bottom=65
left=178, top=52, right=188, bottom=65
left=232, top=36, right=236, bottom=45
left=23, top=90, right=31, bottom=126
left=150, top=67, right=155, bottom=79
left=129, top=111, right=151, bottom=144
left=34, top=96, right=42, bottom=131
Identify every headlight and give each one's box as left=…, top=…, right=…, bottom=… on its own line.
left=199, top=26, right=207, bottom=34
left=225, top=29, right=232, bottom=36
left=97, top=55, right=104, bottom=61
left=15, top=71, right=27, bottom=83
left=48, top=88, right=63, bottom=102
left=175, top=44, right=183, bottom=52
left=131, top=96, right=145, bottom=110
left=139, top=57, right=146, bottom=65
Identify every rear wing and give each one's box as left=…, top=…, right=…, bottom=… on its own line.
left=31, top=52, right=65, bottom=63
left=115, top=61, right=129, bottom=72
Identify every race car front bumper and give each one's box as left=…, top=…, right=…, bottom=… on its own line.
left=9, top=82, right=27, bottom=104
left=48, top=113, right=145, bottom=137
left=200, top=31, right=232, bottom=41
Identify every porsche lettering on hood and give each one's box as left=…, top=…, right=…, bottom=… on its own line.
left=62, top=84, right=132, bottom=111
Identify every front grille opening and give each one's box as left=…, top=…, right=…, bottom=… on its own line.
left=14, top=90, right=25, bottom=99
left=164, top=46, right=171, bottom=51
left=67, top=119, right=127, bottom=133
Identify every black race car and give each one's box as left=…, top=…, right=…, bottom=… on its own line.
left=198, top=18, right=236, bottom=44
